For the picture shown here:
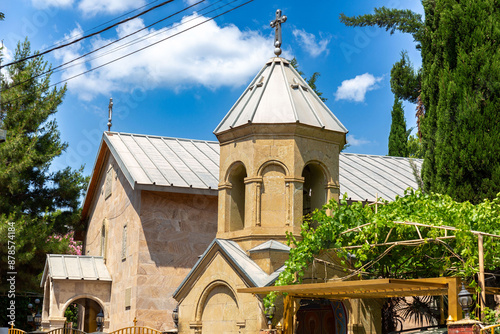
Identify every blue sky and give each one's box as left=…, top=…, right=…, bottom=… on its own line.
left=1, top=0, right=424, bottom=176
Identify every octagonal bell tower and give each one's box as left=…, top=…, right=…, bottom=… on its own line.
left=214, top=55, right=348, bottom=252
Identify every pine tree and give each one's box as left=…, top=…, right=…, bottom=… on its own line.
left=0, top=39, right=88, bottom=293
left=388, top=96, right=408, bottom=157
left=341, top=0, right=500, bottom=203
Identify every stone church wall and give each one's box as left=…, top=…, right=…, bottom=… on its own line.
left=137, top=190, right=218, bottom=331
left=84, top=153, right=142, bottom=331
left=84, top=153, right=219, bottom=331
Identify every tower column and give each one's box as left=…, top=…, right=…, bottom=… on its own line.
left=217, top=182, right=232, bottom=234
left=244, top=177, right=263, bottom=228
left=285, top=177, right=305, bottom=229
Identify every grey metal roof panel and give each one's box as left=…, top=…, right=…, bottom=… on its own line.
left=214, top=58, right=348, bottom=135
left=41, top=255, right=112, bottom=287
left=103, top=132, right=421, bottom=202
left=104, top=132, right=220, bottom=192
left=339, top=153, right=422, bottom=202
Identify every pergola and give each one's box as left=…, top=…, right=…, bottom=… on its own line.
left=239, top=275, right=463, bottom=334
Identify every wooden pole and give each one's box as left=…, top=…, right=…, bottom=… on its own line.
left=448, top=277, right=462, bottom=321
left=283, top=295, right=294, bottom=334
left=479, top=234, right=486, bottom=319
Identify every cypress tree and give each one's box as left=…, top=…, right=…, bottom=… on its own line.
left=388, top=96, right=408, bottom=157
left=420, top=0, right=500, bottom=203
left=341, top=0, right=500, bottom=203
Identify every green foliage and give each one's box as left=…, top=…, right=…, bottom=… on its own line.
left=64, top=303, right=79, bottom=328
left=407, top=134, right=424, bottom=159
left=420, top=0, right=500, bottom=204
left=341, top=0, right=500, bottom=204
left=289, top=57, right=327, bottom=102
left=264, top=190, right=500, bottom=308
left=0, top=12, right=4, bottom=21
left=339, top=7, right=424, bottom=45
left=0, top=40, right=88, bottom=293
left=390, top=51, right=421, bottom=104
left=388, top=96, right=408, bottom=157
left=0, top=214, right=82, bottom=293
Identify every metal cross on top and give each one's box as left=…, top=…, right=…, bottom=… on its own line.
left=270, top=9, right=287, bottom=56
left=107, top=97, right=113, bottom=132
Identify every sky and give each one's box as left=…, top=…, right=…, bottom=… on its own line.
left=1, top=0, right=425, bottom=177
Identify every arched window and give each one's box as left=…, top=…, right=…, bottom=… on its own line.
left=100, top=220, right=107, bottom=260
left=229, top=164, right=247, bottom=231
left=260, top=163, right=286, bottom=227
left=302, top=163, right=326, bottom=216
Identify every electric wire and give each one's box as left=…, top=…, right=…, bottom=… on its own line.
left=1, top=0, right=235, bottom=94
left=0, top=0, right=175, bottom=69
left=49, top=0, right=255, bottom=88
left=0, top=0, right=255, bottom=106
left=38, top=0, right=161, bottom=53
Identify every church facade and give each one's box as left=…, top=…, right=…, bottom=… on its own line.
left=40, top=39, right=422, bottom=334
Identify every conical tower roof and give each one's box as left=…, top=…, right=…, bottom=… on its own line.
left=214, top=57, right=348, bottom=135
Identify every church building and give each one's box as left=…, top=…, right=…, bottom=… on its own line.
left=39, top=10, right=422, bottom=334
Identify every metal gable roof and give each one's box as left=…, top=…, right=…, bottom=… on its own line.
left=40, top=254, right=112, bottom=287
left=104, top=132, right=220, bottom=194
left=173, top=239, right=286, bottom=298
left=96, top=132, right=421, bottom=203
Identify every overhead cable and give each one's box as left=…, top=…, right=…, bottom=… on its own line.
left=0, top=0, right=175, bottom=69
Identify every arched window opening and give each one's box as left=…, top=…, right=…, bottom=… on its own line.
left=260, top=163, right=286, bottom=227
left=229, top=164, right=247, bottom=231
left=302, top=164, right=326, bottom=217
left=100, top=221, right=107, bottom=260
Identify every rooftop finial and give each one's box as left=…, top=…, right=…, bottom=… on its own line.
left=270, top=9, right=287, bottom=57
left=107, top=97, right=113, bottom=132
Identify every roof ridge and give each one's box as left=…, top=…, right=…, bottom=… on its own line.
left=340, top=152, right=423, bottom=161
left=107, top=131, right=218, bottom=144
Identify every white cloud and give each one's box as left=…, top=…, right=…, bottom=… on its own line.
left=1, top=45, right=14, bottom=83
left=334, top=73, right=383, bottom=102
left=31, top=0, right=73, bottom=8
left=78, top=0, right=145, bottom=16
left=347, top=134, right=370, bottom=147
left=184, top=0, right=201, bottom=4
left=292, top=29, right=330, bottom=57
left=54, top=15, right=276, bottom=101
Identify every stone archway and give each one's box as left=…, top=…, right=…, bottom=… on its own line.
left=62, top=297, right=103, bottom=333
left=197, top=282, right=240, bottom=334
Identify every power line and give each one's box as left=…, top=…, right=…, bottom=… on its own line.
left=38, top=0, right=161, bottom=53
left=1, top=0, right=255, bottom=106
left=49, top=0, right=255, bottom=88
left=0, top=0, right=175, bottom=69
left=1, top=0, right=211, bottom=92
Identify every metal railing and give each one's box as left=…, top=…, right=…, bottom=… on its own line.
left=8, top=326, right=26, bottom=334
left=108, top=326, right=162, bottom=334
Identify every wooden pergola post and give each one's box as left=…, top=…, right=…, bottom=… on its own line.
left=448, top=277, right=463, bottom=322
left=283, top=295, right=294, bottom=334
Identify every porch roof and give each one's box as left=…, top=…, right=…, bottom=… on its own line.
left=40, top=254, right=112, bottom=287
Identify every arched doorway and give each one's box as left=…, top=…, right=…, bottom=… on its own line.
left=63, top=298, right=103, bottom=333
left=295, top=300, right=347, bottom=334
